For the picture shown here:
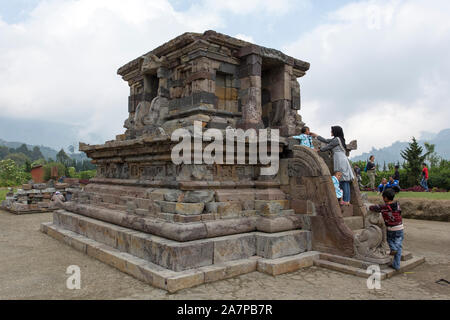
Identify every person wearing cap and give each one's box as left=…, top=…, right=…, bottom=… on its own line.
left=51, top=191, right=66, bottom=206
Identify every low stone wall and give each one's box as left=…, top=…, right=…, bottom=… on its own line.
left=368, top=196, right=450, bottom=222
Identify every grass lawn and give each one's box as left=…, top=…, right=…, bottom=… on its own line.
left=364, top=191, right=450, bottom=200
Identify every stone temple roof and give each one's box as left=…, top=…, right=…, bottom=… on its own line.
left=117, top=30, right=310, bottom=77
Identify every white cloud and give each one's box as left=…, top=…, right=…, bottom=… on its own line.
left=200, top=0, right=298, bottom=16
left=284, top=0, right=450, bottom=155
left=0, top=0, right=308, bottom=147
left=1, top=0, right=449, bottom=156
left=0, top=0, right=220, bottom=146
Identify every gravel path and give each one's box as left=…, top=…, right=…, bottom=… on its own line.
left=0, top=210, right=448, bottom=300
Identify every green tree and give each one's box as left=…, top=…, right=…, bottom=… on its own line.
left=0, top=159, right=29, bottom=186
left=15, top=144, right=30, bottom=156
left=400, top=137, right=429, bottom=186
left=56, top=148, right=71, bottom=166
left=424, top=142, right=440, bottom=168
left=0, top=146, right=10, bottom=159
left=5, top=152, right=31, bottom=167
left=31, top=146, right=44, bottom=161
left=24, top=159, right=32, bottom=173
left=68, top=167, right=76, bottom=178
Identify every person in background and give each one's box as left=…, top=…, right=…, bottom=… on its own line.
left=332, top=171, right=344, bottom=205
left=378, top=178, right=388, bottom=193
left=369, top=188, right=404, bottom=271
left=387, top=176, right=400, bottom=193
left=365, top=155, right=377, bottom=191
left=393, top=165, right=400, bottom=182
left=353, top=164, right=364, bottom=189
left=420, top=163, right=429, bottom=192
left=312, top=126, right=354, bottom=205
left=51, top=191, right=65, bottom=206
left=292, top=126, right=314, bottom=149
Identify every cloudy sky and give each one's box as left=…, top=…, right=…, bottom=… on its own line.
left=0, top=0, right=449, bottom=155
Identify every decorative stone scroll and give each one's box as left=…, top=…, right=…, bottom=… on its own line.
left=354, top=209, right=391, bottom=264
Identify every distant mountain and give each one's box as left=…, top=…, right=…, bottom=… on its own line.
left=351, top=129, right=450, bottom=164
left=0, top=138, right=89, bottom=162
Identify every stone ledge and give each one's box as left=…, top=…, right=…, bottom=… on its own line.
left=62, top=202, right=304, bottom=241
left=257, top=251, right=320, bottom=276
left=41, top=222, right=260, bottom=293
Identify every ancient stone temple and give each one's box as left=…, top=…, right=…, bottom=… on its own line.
left=41, top=31, right=424, bottom=292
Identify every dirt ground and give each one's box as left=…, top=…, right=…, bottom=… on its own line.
left=0, top=209, right=449, bottom=300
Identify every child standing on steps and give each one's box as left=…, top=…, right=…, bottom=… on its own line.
left=369, top=188, right=404, bottom=271
left=293, top=126, right=314, bottom=149
left=332, top=171, right=344, bottom=205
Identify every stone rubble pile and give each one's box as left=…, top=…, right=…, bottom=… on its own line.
left=1, top=181, right=82, bottom=214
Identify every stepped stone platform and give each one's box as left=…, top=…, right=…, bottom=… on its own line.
left=41, top=30, right=424, bottom=292
left=41, top=209, right=317, bottom=292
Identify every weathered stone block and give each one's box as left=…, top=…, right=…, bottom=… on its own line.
left=257, top=251, right=319, bottom=276
left=166, top=270, right=205, bottom=293
left=256, top=231, right=310, bottom=259
left=163, top=189, right=183, bottom=202
left=291, top=199, right=316, bottom=215
left=135, top=208, right=149, bottom=216
left=216, top=201, right=242, bottom=218
left=147, top=189, right=168, bottom=201
left=156, top=200, right=176, bottom=213
left=224, top=259, right=257, bottom=278
left=201, top=265, right=226, bottom=283
left=215, top=189, right=255, bottom=202
left=259, top=202, right=283, bottom=216
left=136, top=198, right=151, bottom=209
left=254, top=189, right=286, bottom=201
left=126, top=201, right=137, bottom=214
left=213, top=234, right=256, bottom=263
left=175, top=202, right=205, bottom=215
left=255, top=200, right=289, bottom=212
left=241, top=200, right=255, bottom=210
left=184, top=190, right=214, bottom=203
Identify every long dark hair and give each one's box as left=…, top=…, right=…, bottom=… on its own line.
left=331, top=126, right=346, bottom=149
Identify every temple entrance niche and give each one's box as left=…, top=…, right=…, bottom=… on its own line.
left=261, top=58, right=289, bottom=130
left=143, top=73, right=159, bottom=103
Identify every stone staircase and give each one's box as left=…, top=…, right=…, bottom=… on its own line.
left=314, top=252, right=425, bottom=279
left=311, top=203, right=425, bottom=277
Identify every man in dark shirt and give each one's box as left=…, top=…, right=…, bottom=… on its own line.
left=393, top=165, right=400, bottom=181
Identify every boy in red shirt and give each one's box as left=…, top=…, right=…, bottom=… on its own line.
left=421, top=163, right=429, bottom=192
left=369, top=188, right=404, bottom=270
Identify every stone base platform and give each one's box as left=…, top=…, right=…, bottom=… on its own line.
left=40, top=211, right=319, bottom=293
left=41, top=209, right=425, bottom=292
